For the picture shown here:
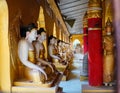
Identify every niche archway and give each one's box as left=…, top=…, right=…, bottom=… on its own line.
left=37, top=6, right=48, bottom=58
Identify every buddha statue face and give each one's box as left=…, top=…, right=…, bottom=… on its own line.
left=54, top=38, right=58, bottom=46
left=25, top=23, right=38, bottom=41
left=38, top=32, right=46, bottom=42
left=26, top=28, right=37, bottom=41
left=50, top=37, right=55, bottom=44
left=58, top=41, right=62, bottom=46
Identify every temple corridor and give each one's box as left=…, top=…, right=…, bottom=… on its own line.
left=0, top=0, right=120, bottom=92
left=59, top=54, right=88, bottom=93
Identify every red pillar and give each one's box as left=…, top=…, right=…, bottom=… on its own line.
left=87, top=0, right=103, bottom=86
left=83, top=13, right=88, bottom=54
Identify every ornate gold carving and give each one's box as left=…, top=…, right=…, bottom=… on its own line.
left=87, top=10, right=102, bottom=18
left=88, top=0, right=101, bottom=7
left=83, top=21, right=88, bottom=28
left=83, top=12, right=88, bottom=20
left=105, top=18, right=113, bottom=33
left=106, top=18, right=112, bottom=27
left=105, top=1, right=113, bottom=24
left=83, top=12, right=88, bottom=28
left=88, top=0, right=102, bottom=19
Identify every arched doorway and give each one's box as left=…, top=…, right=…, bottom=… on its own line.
left=73, top=39, right=81, bottom=50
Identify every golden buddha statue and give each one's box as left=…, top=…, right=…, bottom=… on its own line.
left=34, top=28, right=61, bottom=82
left=48, top=35, right=61, bottom=63
left=18, top=23, right=47, bottom=83
left=48, top=36, right=68, bottom=71
left=57, top=41, right=68, bottom=65
left=103, top=18, right=115, bottom=86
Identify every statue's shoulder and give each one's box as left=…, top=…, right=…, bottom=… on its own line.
left=18, top=39, right=28, bottom=46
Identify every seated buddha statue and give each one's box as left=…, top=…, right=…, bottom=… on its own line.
left=65, top=43, right=73, bottom=62
left=18, top=23, right=47, bottom=83
left=48, top=35, right=61, bottom=64
left=48, top=36, right=70, bottom=78
left=58, top=41, right=68, bottom=65
left=54, top=37, right=59, bottom=55
left=33, top=28, right=61, bottom=81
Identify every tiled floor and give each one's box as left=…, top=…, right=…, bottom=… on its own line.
left=59, top=54, right=88, bottom=93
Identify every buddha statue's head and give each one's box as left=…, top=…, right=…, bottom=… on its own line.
left=21, top=23, right=38, bottom=41
left=37, top=28, right=46, bottom=42
left=20, top=23, right=37, bottom=38
left=48, top=35, right=56, bottom=45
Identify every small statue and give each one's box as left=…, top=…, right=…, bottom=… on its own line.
left=18, top=23, right=47, bottom=83
left=103, top=18, right=115, bottom=86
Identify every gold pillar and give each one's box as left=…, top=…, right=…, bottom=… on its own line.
left=59, top=29, right=62, bottom=40
left=0, top=0, right=11, bottom=92
left=53, top=22, right=57, bottom=37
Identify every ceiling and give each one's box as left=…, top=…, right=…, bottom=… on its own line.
left=56, top=0, right=89, bottom=34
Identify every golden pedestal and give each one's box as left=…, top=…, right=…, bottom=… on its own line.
left=82, top=85, right=116, bottom=93
left=12, top=74, right=63, bottom=93
left=12, top=86, right=62, bottom=93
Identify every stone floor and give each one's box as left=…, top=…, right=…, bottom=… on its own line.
left=59, top=53, right=88, bottom=93
left=59, top=53, right=116, bottom=93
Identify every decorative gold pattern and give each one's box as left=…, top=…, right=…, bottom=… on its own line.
left=105, top=1, right=113, bottom=24
left=106, top=18, right=112, bottom=27
left=87, top=10, right=102, bottom=18
left=83, top=20, right=88, bottom=28
left=83, top=12, right=88, bottom=27
left=88, top=0, right=102, bottom=19
left=88, top=0, right=101, bottom=7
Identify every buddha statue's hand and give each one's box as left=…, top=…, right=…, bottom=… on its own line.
left=42, top=71, right=47, bottom=80
left=48, top=64, right=54, bottom=73
left=45, top=58, right=48, bottom=61
left=55, top=56, right=60, bottom=60
left=38, top=68, right=47, bottom=80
